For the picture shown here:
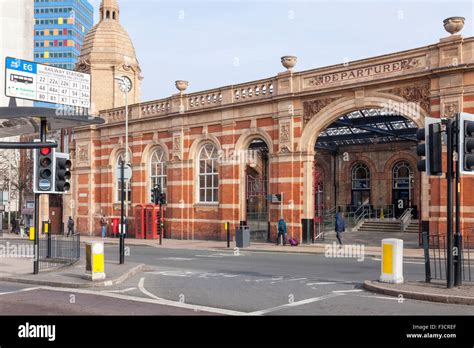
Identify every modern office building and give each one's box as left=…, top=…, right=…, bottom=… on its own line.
left=34, top=0, right=93, bottom=70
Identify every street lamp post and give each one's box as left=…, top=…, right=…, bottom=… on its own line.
left=115, top=76, right=132, bottom=265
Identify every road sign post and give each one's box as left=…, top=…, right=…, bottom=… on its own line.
left=120, top=160, right=125, bottom=265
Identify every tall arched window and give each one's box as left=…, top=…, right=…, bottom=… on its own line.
left=351, top=162, right=370, bottom=206
left=198, top=143, right=219, bottom=203
left=116, top=152, right=132, bottom=203
left=392, top=161, right=414, bottom=217
left=150, top=147, right=167, bottom=201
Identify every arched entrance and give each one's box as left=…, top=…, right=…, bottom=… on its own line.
left=245, top=138, right=270, bottom=241
left=300, top=95, right=426, bottom=238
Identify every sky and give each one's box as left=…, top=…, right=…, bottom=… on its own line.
left=89, top=0, right=474, bottom=102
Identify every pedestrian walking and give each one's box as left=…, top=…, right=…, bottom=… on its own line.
left=277, top=217, right=287, bottom=246
left=67, top=216, right=75, bottom=237
left=335, top=209, right=345, bottom=245
left=100, top=214, right=108, bottom=238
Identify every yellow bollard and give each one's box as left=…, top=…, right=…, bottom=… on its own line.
left=380, top=239, right=404, bottom=284
left=85, top=242, right=106, bottom=281
left=29, top=227, right=35, bottom=241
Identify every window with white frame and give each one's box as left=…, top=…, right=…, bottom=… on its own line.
left=150, top=147, right=167, bottom=202
left=116, top=152, right=132, bottom=203
left=198, top=143, right=219, bottom=203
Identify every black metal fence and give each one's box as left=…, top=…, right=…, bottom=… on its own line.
left=38, top=233, right=80, bottom=271
left=422, top=232, right=473, bottom=283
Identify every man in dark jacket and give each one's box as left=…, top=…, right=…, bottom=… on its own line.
left=67, top=217, right=75, bottom=237
left=335, top=211, right=345, bottom=245
left=277, top=217, right=287, bottom=246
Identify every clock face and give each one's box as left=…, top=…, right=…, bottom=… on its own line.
left=119, top=76, right=132, bottom=93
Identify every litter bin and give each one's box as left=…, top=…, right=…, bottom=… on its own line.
left=235, top=226, right=250, bottom=248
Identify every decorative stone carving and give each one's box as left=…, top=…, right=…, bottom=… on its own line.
left=172, top=133, right=183, bottom=160
left=384, top=84, right=430, bottom=113
left=280, top=145, right=292, bottom=154
left=77, top=144, right=90, bottom=166
left=444, top=102, right=459, bottom=117
left=303, top=98, right=338, bottom=125
left=280, top=123, right=290, bottom=142
left=279, top=121, right=292, bottom=153
left=305, top=56, right=426, bottom=88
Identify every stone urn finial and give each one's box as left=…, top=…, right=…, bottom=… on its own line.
left=443, top=17, right=465, bottom=35
left=281, top=55, right=297, bottom=71
left=175, top=80, right=189, bottom=94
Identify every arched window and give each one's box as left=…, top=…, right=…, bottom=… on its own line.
left=150, top=147, right=167, bottom=201
left=351, top=162, right=370, bottom=206
left=198, top=143, right=219, bottom=203
left=393, top=161, right=413, bottom=189
left=112, top=11, right=116, bottom=20
left=392, top=161, right=414, bottom=217
left=116, top=152, right=132, bottom=203
left=106, top=10, right=110, bottom=19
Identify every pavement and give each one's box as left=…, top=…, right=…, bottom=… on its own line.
left=364, top=280, right=474, bottom=306
left=69, top=231, right=425, bottom=259
left=0, top=256, right=147, bottom=288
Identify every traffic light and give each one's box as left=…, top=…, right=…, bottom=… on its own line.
left=460, top=112, right=474, bottom=175
left=416, top=128, right=427, bottom=172
left=416, top=118, right=443, bottom=176
left=159, top=191, right=167, bottom=205
left=151, top=185, right=159, bottom=205
left=34, top=146, right=54, bottom=193
left=54, top=152, right=72, bottom=193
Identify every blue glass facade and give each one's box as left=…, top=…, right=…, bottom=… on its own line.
left=34, top=0, right=93, bottom=71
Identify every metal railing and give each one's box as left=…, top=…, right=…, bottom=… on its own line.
left=38, top=233, right=80, bottom=271
left=400, top=208, right=413, bottom=232
left=422, top=233, right=472, bottom=283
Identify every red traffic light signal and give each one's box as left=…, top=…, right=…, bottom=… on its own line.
left=40, top=147, right=51, bottom=156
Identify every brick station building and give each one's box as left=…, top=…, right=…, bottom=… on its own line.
left=69, top=2, right=474, bottom=243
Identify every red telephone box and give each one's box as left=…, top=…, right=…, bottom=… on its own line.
left=135, top=205, right=145, bottom=239
left=144, top=204, right=165, bottom=240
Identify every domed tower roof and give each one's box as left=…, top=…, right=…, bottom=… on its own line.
left=76, top=0, right=142, bottom=114
left=77, top=0, right=141, bottom=74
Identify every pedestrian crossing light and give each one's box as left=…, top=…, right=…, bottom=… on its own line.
left=460, top=112, right=474, bottom=175
left=54, top=152, right=72, bottom=193
left=34, top=146, right=54, bottom=193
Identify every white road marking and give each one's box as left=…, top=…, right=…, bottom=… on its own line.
left=249, top=293, right=344, bottom=315
left=0, top=287, right=43, bottom=296
left=356, top=294, right=405, bottom=301
left=332, top=289, right=364, bottom=293
left=195, top=254, right=223, bottom=258
left=306, top=282, right=337, bottom=286
left=157, top=257, right=194, bottom=261
left=255, top=277, right=283, bottom=282
left=137, top=277, right=248, bottom=316
left=102, top=287, right=137, bottom=294
left=147, top=270, right=194, bottom=277
left=35, top=284, right=249, bottom=316
left=270, top=277, right=307, bottom=284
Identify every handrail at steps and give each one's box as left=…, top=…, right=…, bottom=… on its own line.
left=400, top=208, right=413, bottom=232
